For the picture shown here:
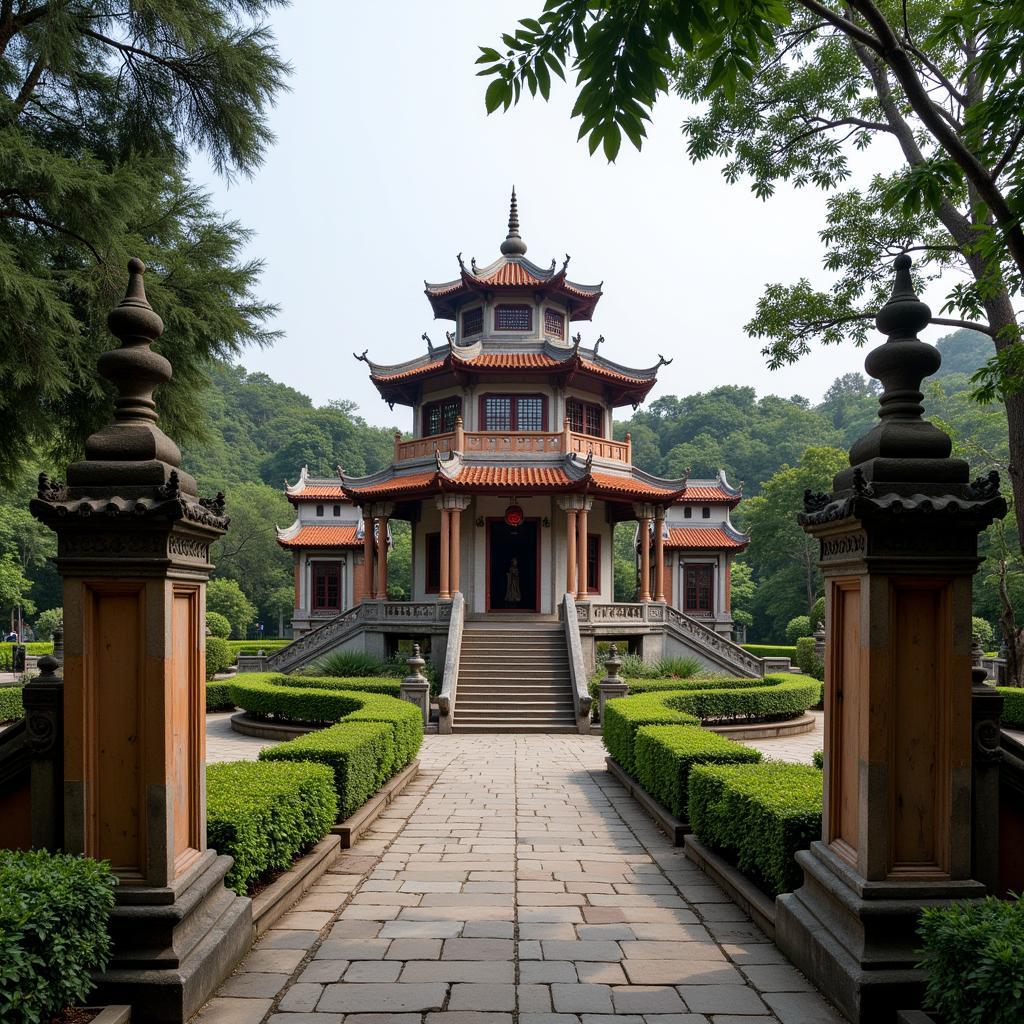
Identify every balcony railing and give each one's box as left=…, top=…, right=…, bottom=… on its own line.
left=394, top=424, right=631, bottom=465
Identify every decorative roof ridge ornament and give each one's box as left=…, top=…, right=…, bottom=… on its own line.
left=353, top=349, right=370, bottom=364
left=656, top=353, right=674, bottom=369
left=499, top=186, right=528, bottom=256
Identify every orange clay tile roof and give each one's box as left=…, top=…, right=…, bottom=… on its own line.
left=454, top=467, right=572, bottom=487
left=591, top=472, right=684, bottom=497
left=277, top=525, right=361, bottom=548
left=683, top=486, right=740, bottom=502
left=666, top=527, right=747, bottom=549
left=343, top=471, right=438, bottom=496
left=371, top=352, right=652, bottom=386
left=478, top=262, right=548, bottom=286
left=290, top=485, right=346, bottom=500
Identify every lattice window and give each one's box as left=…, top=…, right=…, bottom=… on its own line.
left=483, top=395, right=512, bottom=431
left=684, top=565, right=713, bottom=613
left=585, top=404, right=603, bottom=437
left=702, top=506, right=711, bottom=519
left=586, top=534, right=600, bottom=592
left=462, top=307, right=483, bottom=337
left=566, top=398, right=603, bottom=437
left=495, top=303, right=532, bottom=331
left=566, top=399, right=584, bottom=433
left=313, top=562, right=341, bottom=610
left=544, top=307, right=565, bottom=339
left=423, top=397, right=461, bottom=437
left=516, top=396, right=544, bottom=431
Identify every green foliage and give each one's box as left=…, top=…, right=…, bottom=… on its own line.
left=309, top=651, right=394, bottom=678
left=0, top=5, right=290, bottom=488
left=812, top=749, right=823, bottom=770
left=972, top=617, right=996, bottom=650
left=207, top=578, right=257, bottom=638
left=917, top=894, right=1024, bottom=1024
left=785, top=615, right=811, bottom=645
left=741, top=644, right=796, bottom=659
left=634, top=724, right=762, bottom=819
left=688, top=762, right=822, bottom=896
left=810, top=596, right=825, bottom=628
left=653, top=655, right=703, bottom=679
left=997, top=688, right=1024, bottom=729
left=205, top=636, right=233, bottom=680
left=0, top=555, right=34, bottom=618
left=794, top=637, right=824, bottom=681
left=227, top=640, right=290, bottom=656
left=207, top=761, right=337, bottom=895
left=603, top=675, right=820, bottom=775
left=0, top=849, right=117, bottom=1024
left=206, top=611, right=233, bottom=639
left=206, top=682, right=235, bottom=713
left=280, top=675, right=401, bottom=697
left=31, top=608, right=63, bottom=642
left=602, top=695, right=700, bottom=776
left=259, top=722, right=394, bottom=819
left=0, top=685, right=24, bottom=723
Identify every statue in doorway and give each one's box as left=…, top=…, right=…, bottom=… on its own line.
left=505, top=557, right=521, bottom=605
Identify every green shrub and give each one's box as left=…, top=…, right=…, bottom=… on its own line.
left=741, top=644, right=797, bottom=659
left=971, top=617, right=996, bottom=652
left=260, top=721, right=394, bottom=818
left=32, top=608, right=63, bottom=641
left=227, top=639, right=291, bottom=656
left=812, top=749, right=823, bottom=770
left=785, top=615, right=812, bottom=645
left=207, top=760, right=338, bottom=895
left=603, top=694, right=700, bottom=775
left=917, top=894, right=1024, bottom=1024
left=205, top=635, right=233, bottom=680
left=0, top=642, right=53, bottom=659
left=794, top=637, right=825, bottom=681
left=0, top=849, right=117, bottom=1024
left=628, top=675, right=767, bottom=696
left=309, top=650, right=390, bottom=677
left=998, top=687, right=1024, bottom=728
left=688, top=762, right=822, bottom=896
left=634, top=725, right=762, bottom=818
left=652, top=655, right=703, bottom=678
left=206, top=682, right=235, bottom=712
left=810, top=596, right=825, bottom=628
left=0, top=685, right=24, bottom=723
left=206, top=611, right=232, bottom=639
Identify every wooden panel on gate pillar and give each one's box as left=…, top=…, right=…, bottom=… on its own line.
left=30, top=260, right=251, bottom=1024
left=775, top=255, right=1007, bottom=1024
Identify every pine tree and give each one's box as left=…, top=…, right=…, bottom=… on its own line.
left=0, top=1, right=290, bottom=485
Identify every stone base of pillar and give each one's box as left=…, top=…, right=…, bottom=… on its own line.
left=90, top=851, right=252, bottom=1024
left=597, top=680, right=628, bottom=723
left=776, top=842, right=984, bottom=1024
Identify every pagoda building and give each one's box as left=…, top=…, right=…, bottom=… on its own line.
left=276, top=192, right=748, bottom=643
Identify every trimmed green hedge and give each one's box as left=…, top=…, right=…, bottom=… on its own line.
left=230, top=674, right=400, bottom=723
left=634, top=725, right=762, bottom=819
left=917, top=894, right=1024, bottom=1024
left=205, top=636, right=233, bottom=680
left=0, top=642, right=53, bottom=658
left=207, top=760, right=338, bottom=894
left=260, top=721, right=394, bottom=818
left=0, top=685, right=24, bottom=723
left=206, top=682, right=235, bottom=712
left=277, top=674, right=401, bottom=697
left=226, top=639, right=291, bottom=657
left=0, top=849, right=117, bottom=1024
left=741, top=644, right=797, bottom=659
left=812, top=749, right=823, bottom=770
left=997, top=687, right=1024, bottom=728
left=688, top=762, right=822, bottom=896
left=627, top=676, right=778, bottom=696
left=603, top=695, right=699, bottom=776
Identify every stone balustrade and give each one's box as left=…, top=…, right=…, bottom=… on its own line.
left=393, top=428, right=631, bottom=464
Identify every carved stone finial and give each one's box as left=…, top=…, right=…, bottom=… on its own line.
left=500, top=186, right=527, bottom=256
left=594, top=335, right=605, bottom=355
left=803, top=489, right=831, bottom=513
left=36, top=653, right=59, bottom=679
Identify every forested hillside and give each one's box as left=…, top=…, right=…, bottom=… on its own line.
left=2, top=331, right=1017, bottom=651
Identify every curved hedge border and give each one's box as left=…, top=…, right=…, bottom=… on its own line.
left=603, top=675, right=820, bottom=775
left=688, top=762, right=822, bottom=896
left=207, top=760, right=338, bottom=894
left=998, top=687, right=1024, bottom=729
left=634, top=725, right=762, bottom=819
left=230, top=674, right=400, bottom=718
left=206, top=682, right=235, bottom=713
left=0, top=686, right=24, bottom=723
left=741, top=644, right=797, bottom=659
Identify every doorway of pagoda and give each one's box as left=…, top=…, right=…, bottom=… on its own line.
left=487, top=518, right=539, bottom=612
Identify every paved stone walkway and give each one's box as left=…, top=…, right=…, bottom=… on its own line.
left=194, top=734, right=842, bottom=1024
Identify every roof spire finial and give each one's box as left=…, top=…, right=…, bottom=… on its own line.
left=500, top=186, right=528, bottom=256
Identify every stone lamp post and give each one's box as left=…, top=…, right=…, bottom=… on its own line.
left=30, top=259, right=250, bottom=1022
left=401, top=642, right=430, bottom=725
left=598, top=643, right=628, bottom=722
left=776, top=255, right=1007, bottom=1022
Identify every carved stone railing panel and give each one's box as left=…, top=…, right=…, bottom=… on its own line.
left=568, top=433, right=629, bottom=463
left=267, top=604, right=363, bottom=672
left=662, top=605, right=764, bottom=677
left=462, top=430, right=563, bottom=455
left=395, top=433, right=455, bottom=461
left=394, top=429, right=631, bottom=464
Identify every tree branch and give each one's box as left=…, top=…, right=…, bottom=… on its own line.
left=798, top=0, right=882, bottom=52
left=993, top=123, right=1024, bottom=179
left=9, top=57, right=46, bottom=120
left=0, top=206, right=102, bottom=261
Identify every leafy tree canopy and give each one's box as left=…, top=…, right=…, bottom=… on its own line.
left=0, top=0, right=290, bottom=486
left=206, top=577, right=256, bottom=639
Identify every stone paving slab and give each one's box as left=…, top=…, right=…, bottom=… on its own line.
left=193, top=732, right=841, bottom=1024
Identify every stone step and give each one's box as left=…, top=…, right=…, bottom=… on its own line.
left=457, top=698, right=574, bottom=709
left=452, top=724, right=578, bottom=733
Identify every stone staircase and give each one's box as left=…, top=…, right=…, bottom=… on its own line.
left=454, top=624, right=577, bottom=733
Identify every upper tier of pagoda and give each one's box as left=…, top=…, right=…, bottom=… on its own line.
left=356, top=190, right=670, bottom=408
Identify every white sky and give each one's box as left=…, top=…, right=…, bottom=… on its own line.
left=190, top=0, right=954, bottom=431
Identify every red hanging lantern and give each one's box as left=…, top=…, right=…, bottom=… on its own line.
left=504, top=504, right=525, bottom=527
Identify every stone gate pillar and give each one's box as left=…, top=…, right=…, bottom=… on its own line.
left=30, top=260, right=251, bottom=1022
left=775, top=255, right=1006, bottom=1022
